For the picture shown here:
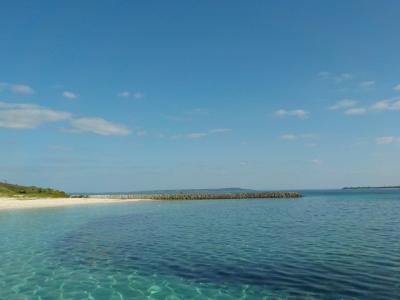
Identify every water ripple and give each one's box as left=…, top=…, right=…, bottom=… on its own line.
left=0, top=191, right=400, bottom=299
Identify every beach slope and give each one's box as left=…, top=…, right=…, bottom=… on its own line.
left=0, top=197, right=146, bottom=211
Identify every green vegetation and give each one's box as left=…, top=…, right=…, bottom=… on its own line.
left=0, top=182, right=68, bottom=198
left=95, top=191, right=303, bottom=200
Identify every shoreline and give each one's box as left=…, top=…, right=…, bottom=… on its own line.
left=0, top=191, right=302, bottom=211
left=0, top=197, right=148, bottom=211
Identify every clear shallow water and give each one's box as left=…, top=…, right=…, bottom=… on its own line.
left=0, top=190, right=400, bottom=299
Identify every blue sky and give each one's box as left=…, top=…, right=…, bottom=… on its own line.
left=1, top=1, right=400, bottom=192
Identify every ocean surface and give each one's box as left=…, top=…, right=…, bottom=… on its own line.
left=0, top=190, right=399, bottom=299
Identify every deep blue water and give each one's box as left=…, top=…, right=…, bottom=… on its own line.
left=0, top=190, right=399, bottom=299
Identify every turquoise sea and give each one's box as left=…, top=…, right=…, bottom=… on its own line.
left=0, top=190, right=399, bottom=299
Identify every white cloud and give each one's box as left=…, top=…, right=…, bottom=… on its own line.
left=187, top=132, right=208, bottom=139
left=275, top=109, right=309, bottom=119
left=370, top=100, right=391, bottom=111
left=360, top=81, right=375, bottom=88
left=370, top=98, right=400, bottom=112
left=393, top=84, right=400, bottom=92
left=0, top=82, right=34, bottom=95
left=118, top=91, right=144, bottom=99
left=376, top=136, right=400, bottom=145
left=0, top=102, right=132, bottom=137
left=62, top=91, right=78, bottom=99
left=330, top=98, right=400, bottom=116
left=329, top=99, right=357, bottom=110
left=344, top=108, right=367, bottom=115
left=0, top=102, right=70, bottom=129
left=0, top=101, right=132, bottom=137
left=70, top=117, right=131, bottom=136
left=11, top=84, right=34, bottom=95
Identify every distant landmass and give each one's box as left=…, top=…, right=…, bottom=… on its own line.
left=92, top=191, right=302, bottom=200
left=343, top=186, right=400, bottom=190
left=88, top=187, right=256, bottom=195
left=1, top=184, right=302, bottom=200
left=0, top=182, right=68, bottom=198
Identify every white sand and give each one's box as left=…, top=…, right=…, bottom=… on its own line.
left=0, top=197, right=148, bottom=211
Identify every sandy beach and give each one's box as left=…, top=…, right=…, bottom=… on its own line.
left=0, top=197, right=147, bottom=211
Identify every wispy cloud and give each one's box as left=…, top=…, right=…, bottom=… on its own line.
left=280, top=133, right=318, bottom=141
left=133, top=92, right=144, bottom=99
left=0, top=82, right=35, bottom=95
left=209, top=128, right=231, bottom=133
left=0, top=101, right=132, bottom=136
left=171, top=128, right=231, bottom=140
left=0, top=102, right=70, bottom=129
left=344, top=107, right=367, bottom=115
left=280, top=134, right=298, bottom=141
left=393, top=84, right=400, bottom=92
left=70, top=117, right=131, bottom=136
left=370, top=98, right=400, bottom=111
left=317, top=71, right=353, bottom=82
left=187, top=128, right=231, bottom=139
left=329, top=99, right=357, bottom=111
left=335, top=73, right=353, bottom=82
left=118, top=91, right=130, bottom=97
left=275, top=109, right=309, bottom=119
left=330, top=97, right=400, bottom=116
left=360, top=81, right=375, bottom=88
left=62, top=91, right=78, bottom=99
left=376, top=136, right=400, bottom=145
left=309, top=159, right=322, bottom=165
left=117, top=91, right=144, bottom=99
left=317, top=71, right=331, bottom=79
left=187, top=132, right=208, bottom=139
left=169, top=134, right=182, bottom=140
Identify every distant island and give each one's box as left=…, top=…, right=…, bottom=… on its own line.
left=0, top=182, right=68, bottom=198
left=343, top=186, right=400, bottom=190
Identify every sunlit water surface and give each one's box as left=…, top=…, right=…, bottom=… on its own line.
left=0, top=190, right=399, bottom=299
